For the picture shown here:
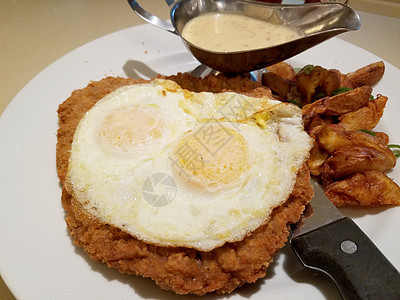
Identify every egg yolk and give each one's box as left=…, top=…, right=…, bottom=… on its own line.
left=98, top=104, right=167, bottom=155
left=171, top=123, right=249, bottom=186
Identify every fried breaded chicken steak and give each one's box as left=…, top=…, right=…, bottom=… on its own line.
left=56, top=75, right=313, bottom=295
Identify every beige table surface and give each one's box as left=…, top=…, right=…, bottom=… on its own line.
left=0, top=1, right=399, bottom=299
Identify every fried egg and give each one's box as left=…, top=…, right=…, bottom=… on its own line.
left=66, top=79, right=312, bottom=251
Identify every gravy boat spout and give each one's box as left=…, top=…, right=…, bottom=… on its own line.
left=128, top=0, right=361, bottom=73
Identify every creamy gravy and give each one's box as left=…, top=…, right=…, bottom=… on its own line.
left=181, top=13, right=301, bottom=52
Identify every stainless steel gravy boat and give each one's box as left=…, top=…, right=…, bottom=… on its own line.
left=128, top=0, right=360, bottom=73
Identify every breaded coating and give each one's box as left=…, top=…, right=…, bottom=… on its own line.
left=165, top=72, right=265, bottom=93
left=57, top=76, right=313, bottom=295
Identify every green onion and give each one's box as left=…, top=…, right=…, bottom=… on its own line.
left=388, top=144, right=400, bottom=158
left=313, top=91, right=326, bottom=100
left=332, top=87, right=352, bottom=96
left=370, top=94, right=374, bottom=100
left=388, top=144, right=400, bottom=149
left=391, top=150, right=400, bottom=158
left=288, top=99, right=301, bottom=107
left=302, top=64, right=315, bottom=75
left=294, top=67, right=302, bottom=74
left=358, top=129, right=376, bottom=136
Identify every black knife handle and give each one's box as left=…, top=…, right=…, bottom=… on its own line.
left=291, top=217, right=400, bottom=300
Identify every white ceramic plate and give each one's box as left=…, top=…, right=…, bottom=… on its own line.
left=0, top=24, right=399, bottom=300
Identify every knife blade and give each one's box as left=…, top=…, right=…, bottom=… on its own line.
left=291, top=179, right=400, bottom=300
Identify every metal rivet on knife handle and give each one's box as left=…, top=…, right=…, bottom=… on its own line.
left=340, top=240, right=358, bottom=254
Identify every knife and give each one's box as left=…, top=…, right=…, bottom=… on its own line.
left=291, top=179, right=400, bottom=299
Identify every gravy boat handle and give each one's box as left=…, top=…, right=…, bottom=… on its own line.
left=127, top=0, right=177, bottom=34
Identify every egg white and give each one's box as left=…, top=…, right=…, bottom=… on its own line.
left=66, top=79, right=312, bottom=251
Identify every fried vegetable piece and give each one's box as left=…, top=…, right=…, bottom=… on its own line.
left=346, top=61, right=385, bottom=88
left=301, top=84, right=373, bottom=129
left=309, top=124, right=395, bottom=179
left=338, top=95, right=388, bottom=131
left=375, top=132, right=390, bottom=145
left=296, top=66, right=341, bottom=104
left=307, top=141, right=329, bottom=176
left=321, top=145, right=396, bottom=182
left=316, top=124, right=391, bottom=154
left=320, top=69, right=341, bottom=97
left=324, top=86, right=373, bottom=116
left=261, top=72, right=294, bottom=100
left=307, top=115, right=334, bottom=132
left=324, top=171, right=400, bottom=206
left=266, top=62, right=296, bottom=81
left=339, top=73, right=353, bottom=89
left=302, top=98, right=328, bottom=129
left=296, top=66, right=325, bottom=104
